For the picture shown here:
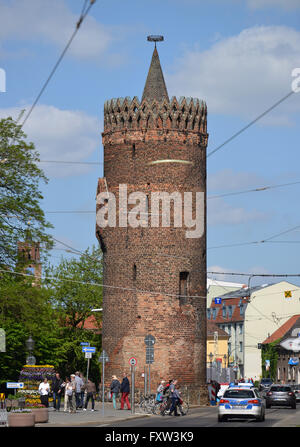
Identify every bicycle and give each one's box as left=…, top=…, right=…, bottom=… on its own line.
left=138, top=394, right=156, bottom=414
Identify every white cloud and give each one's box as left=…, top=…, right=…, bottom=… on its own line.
left=247, top=0, right=300, bottom=10
left=208, top=169, right=266, bottom=192
left=208, top=197, right=269, bottom=226
left=167, top=26, right=300, bottom=124
left=0, top=105, right=100, bottom=178
left=0, top=0, right=112, bottom=60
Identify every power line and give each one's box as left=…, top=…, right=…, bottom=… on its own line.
left=38, top=160, right=102, bottom=165
left=19, top=0, right=97, bottom=130
left=207, top=89, right=295, bottom=158
left=0, top=268, right=205, bottom=300
left=208, top=179, right=300, bottom=200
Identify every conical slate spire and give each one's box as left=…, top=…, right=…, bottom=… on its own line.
left=142, top=46, right=169, bottom=103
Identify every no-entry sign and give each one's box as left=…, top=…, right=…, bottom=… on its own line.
left=129, top=357, right=137, bottom=367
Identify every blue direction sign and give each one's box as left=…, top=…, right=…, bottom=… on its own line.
left=80, top=342, right=90, bottom=346
left=82, top=347, right=96, bottom=353
left=214, top=298, right=222, bottom=304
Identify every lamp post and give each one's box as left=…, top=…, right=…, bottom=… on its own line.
left=26, top=335, right=36, bottom=365
left=223, top=354, right=227, bottom=368
left=209, top=352, right=214, bottom=381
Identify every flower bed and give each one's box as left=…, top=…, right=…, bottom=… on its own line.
left=18, top=365, right=56, bottom=405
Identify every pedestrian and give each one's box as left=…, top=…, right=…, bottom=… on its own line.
left=80, top=372, right=86, bottom=408
left=156, top=380, right=165, bottom=402
left=75, top=371, right=84, bottom=409
left=66, top=375, right=76, bottom=413
left=110, top=375, right=121, bottom=410
left=52, top=372, right=64, bottom=411
left=176, top=385, right=186, bottom=416
left=83, top=379, right=96, bottom=411
left=38, top=377, right=50, bottom=408
left=119, top=372, right=131, bottom=410
left=63, top=377, right=70, bottom=412
left=160, top=379, right=173, bottom=415
left=169, top=379, right=180, bottom=416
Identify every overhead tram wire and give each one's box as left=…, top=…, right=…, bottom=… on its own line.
left=207, top=89, right=295, bottom=158
left=34, top=177, right=300, bottom=215
left=19, top=0, right=97, bottom=130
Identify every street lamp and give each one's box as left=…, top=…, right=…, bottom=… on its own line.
left=26, top=335, right=36, bottom=365
left=223, top=354, right=227, bottom=368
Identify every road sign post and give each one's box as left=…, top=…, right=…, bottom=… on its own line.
left=130, top=364, right=136, bottom=415
left=144, top=335, right=155, bottom=394
left=99, top=350, right=109, bottom=416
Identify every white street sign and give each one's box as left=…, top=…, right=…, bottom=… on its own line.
left=85, top=352, right=92, bottom=359
left=7, top=382, right=24, bottom=389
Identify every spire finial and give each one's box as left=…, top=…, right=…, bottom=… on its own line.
left=142, top=36, right=169, bottom=103
left=147, top=35, right=164, bottom=48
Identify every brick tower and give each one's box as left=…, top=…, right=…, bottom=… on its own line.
left=96, top=40, right=208, bottom=403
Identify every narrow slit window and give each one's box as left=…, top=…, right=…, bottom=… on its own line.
left=133, top=264, right=137, bottom=281
left=132, top=143, right=136, bottom=158
left=179, top=271, right=189, bottom=298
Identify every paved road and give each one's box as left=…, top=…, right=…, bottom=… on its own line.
left=107, top=404, right=300, bottom=428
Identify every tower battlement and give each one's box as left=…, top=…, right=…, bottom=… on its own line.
left=103, top=96, right=207, bottom=133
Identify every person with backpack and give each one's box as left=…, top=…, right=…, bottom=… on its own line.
left=155, top=380, right=165, bottom=403
left=110, top=375, right=121, bottom=410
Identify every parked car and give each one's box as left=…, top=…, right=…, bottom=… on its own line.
left=218, top=387, right=265, bottom=422
left=259, top=378, right=273, bottom=392
left=290, top=384, right=300, bottom=402
left=265, top=384, right=296, bottom=409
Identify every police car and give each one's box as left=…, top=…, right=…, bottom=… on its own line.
left=218, top=386, right=265, bottom=422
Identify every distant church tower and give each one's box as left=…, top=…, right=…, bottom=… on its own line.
left=96, top=38, right=208, bottom=403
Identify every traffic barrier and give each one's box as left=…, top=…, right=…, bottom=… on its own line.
left=208, top=383, right=216, bottom=405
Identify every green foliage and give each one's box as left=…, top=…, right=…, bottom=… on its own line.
left=45, top=245, right=103, bottom=329
left=0, top=247, right=103, bottom=389
left=261, top=339, right=281, bottom=380
left=0, top=116, right=53, bottom=267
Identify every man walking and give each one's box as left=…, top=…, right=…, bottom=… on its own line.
left=83, top=379, right=96, bottom=411
left=169, top=379, right=180, bottom=416
left=75, top=371, right=84, bottom=409
left=120, top=372, right=131, bottom=410
left=52, top=372, right=63, bottom=411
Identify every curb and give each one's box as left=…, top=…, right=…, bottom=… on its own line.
left=36, top=413, right=150, bottom=428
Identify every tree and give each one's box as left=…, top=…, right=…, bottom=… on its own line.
left=45, top=245, right=103, bottom=330
left=0, top=116, right=53, bottom=267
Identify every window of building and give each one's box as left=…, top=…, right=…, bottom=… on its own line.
left=228, top=343, right=231, bottom=355
left=228, top=305, right=233, bottom=318
left=133, top=264, right=137, bottom=281
left=222, top=305, right=226, bottom=318
left=179, top=271, right=189, bottom=298
left=239, top=342, right=243, bottom=352
left=239, top=324, right=243, bottom=335
left=207, top=309, right=211, bottom=319
left=212, top=308, right=217, bottom=320
left=227, top=325, right=231, bottom=336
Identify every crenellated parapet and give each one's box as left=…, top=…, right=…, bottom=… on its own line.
left=103, top=96, right=207, bottom=134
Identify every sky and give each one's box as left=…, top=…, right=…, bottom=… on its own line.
left=0, top=0, right=300, bottom=288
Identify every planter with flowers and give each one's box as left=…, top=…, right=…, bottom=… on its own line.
left=25, top=403, right=48, bottom=423
left=7, top=409, right=35, bottom=427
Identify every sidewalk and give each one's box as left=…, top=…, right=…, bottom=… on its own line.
left=35, top=401, right=150, bottom=427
